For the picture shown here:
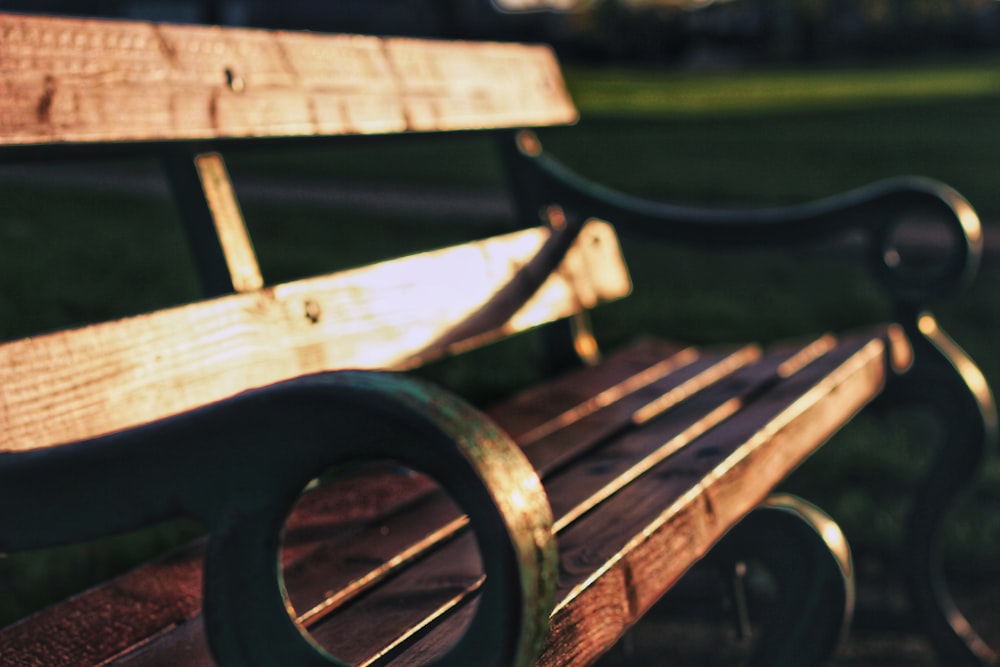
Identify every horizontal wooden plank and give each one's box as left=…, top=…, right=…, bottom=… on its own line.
left=0, top=221, right=630, bottom=453
left=486, top=338, right=694, bottom=443
left=315, top=342, right=815, bottom=664
left=0, top=13, right=577, bottom=147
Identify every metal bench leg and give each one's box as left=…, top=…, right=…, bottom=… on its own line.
left=712, top=494, right=854, bottom=667
left=883, top=314, right=998, bottom=666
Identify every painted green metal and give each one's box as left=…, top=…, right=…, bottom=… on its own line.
left=500, top=129, right=997, bottom=664
left=501, top=130, right=981, bottom=303
left=0, top=372, right=558, bottom=667
left=884, top=312, right=998, bottom=667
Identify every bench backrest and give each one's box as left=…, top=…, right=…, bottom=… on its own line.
left=0, top=13, right=576, bottom=147
left=0, top=13, right=631, bottom=454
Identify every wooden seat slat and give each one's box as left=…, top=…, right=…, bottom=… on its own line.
left=280, top=341, right=743, bottom=630
left=237, top=343, right=788, bottom=665
left=273, top=344, right=768, bottom=640
left=312, top=531, right=484, bottom=666
left=484, top=339, right=692, bottom=441
left=272, top=345, right=771, bottom=645
left=542, top=342, right=817, bottom=528
left=195, top=336, right=892, bottom=667
left=551, top=335, right=886, bottom=600
left=0, top=464, right=437, bottom=667
left=520, top=346, right=757, bottom=475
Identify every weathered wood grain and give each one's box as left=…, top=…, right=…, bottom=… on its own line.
left=0, top=221, right=630, bottom=453
left=163, top=152, right=263, bottom=295
left=0, top=13, right=577, bottom=147
left=490, top=339, right=694, bottom=443
left=243, top=335, right=884, bottom=666
left=284, top=345, right=761, bottom=634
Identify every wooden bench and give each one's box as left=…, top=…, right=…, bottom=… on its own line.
left=0, top=12, right=995, bottom=667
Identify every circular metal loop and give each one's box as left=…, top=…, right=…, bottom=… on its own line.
left=869, top=191, right=980, bottom=305
left=510, top=140, right=983, bottom=309
left=199, top=372, right=557, bottom=667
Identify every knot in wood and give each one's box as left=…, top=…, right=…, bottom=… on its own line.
left=224, top=67, right=245, bottom=94
left=304, top=299, right=321, bottom=324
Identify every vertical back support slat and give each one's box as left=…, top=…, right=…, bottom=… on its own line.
left=164, top=152, right=262, bottom=296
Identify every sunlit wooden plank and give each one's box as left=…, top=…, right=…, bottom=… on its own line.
left=0, top=221, right=629, bottom=453
left=0, top=13, right=578, bottom=146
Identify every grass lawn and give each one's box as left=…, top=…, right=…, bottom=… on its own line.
left=1, top=57, right=998, bottom=626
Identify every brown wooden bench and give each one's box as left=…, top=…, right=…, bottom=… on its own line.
left=0, top=12, right=994, bottom=667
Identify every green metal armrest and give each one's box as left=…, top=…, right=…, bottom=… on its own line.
left=500, top=129, right=998, bottom=666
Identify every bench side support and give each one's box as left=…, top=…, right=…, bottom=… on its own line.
left=497, top=130, right=602, bottom=373
left=163, top=151, right=264, bottom=296
left=885, top=311, right=999, bottom=666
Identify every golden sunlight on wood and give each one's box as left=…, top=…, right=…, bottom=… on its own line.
left=0, top=13, right=577, bottom=146
left=0, top=222, right=630, bottom=453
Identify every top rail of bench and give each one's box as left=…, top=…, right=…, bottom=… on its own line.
left=0, top=12, right=578, bottom=149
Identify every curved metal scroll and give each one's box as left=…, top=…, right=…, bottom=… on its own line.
left=501, top=130, right=982, bottom=305
left=500, top=129, right=996, bottom=664
left=0, top=372, right=558, bottom=667
left=883, top=314, right=998, bottom=666
left=712, top=494, right=855, bottom=667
